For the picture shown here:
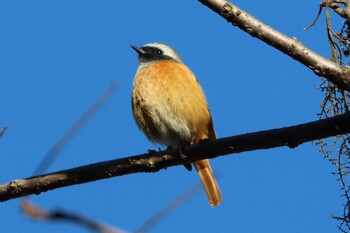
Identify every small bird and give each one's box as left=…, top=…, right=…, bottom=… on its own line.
left=131, top=43, right=222, bottom=207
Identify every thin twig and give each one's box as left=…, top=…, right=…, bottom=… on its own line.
left=21, top=199, right=127, bottom=233
left=326, top=5, right=339, bottom=62
left=304, top=4, right=323, bottom=30
left=0, top=126, right=7, bottom=138
left=133, top=183, right=202, bottom=233
left=32, top=81, right=119, bottom=176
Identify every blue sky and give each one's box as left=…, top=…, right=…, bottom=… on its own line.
left=0, top=1, right=343, bottom=232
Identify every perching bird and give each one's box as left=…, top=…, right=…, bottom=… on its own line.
left=131, top=43, right=222, bottom=207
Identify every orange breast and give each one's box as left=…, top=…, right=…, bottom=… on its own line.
left=132, top=60, right=215, bottom=146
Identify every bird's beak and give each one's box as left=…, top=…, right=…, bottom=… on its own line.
left=130, top=45, right=145, bottom=55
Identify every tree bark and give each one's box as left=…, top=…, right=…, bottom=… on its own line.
left=198, top=0, right=350, bottom=91
left=1, top=112, right=350, bottom=202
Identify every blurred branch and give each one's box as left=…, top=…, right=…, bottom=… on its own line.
left=33, top=80, right=119, bottom=176
left=0, top=126, right=7, bottom=138
left=1, top=112, right=350, bottom=202
left=17, top=81, right=120, bottom=232
left=197, top=0, right=350, bottom=91
left=21, top=199, right=126, bottom=233
left=133, top=183, right=202, bottom=233
left=20, top=183, right=201, bottom=233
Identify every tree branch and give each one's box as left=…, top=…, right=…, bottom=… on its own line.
left=198, top=0, right=350, bottom=91
left=0, top=126, right=7, bottom=138
left=21, top=199, right=126, bottom=233
left=322, top=0, right=350, bottom=19
left=1, top=113, right=350, bottom=202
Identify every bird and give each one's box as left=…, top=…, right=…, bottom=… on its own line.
left=131, top=42, right=222, bottom=207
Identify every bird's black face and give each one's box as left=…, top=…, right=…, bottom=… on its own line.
left=131, top=45, right=175, bottom=63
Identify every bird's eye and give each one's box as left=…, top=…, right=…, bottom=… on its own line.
left=156, top=49, right=162, bottom=55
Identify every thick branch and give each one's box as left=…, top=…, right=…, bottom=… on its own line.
left=198, top=0, right=350, bottom=91
left=1, top=113, right=350, bottom=202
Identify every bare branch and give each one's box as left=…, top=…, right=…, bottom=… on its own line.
left=133, top=183, right=201, bottom=233
left=304, top=5, right=323, bottom=30
left=322, top=0, right=350, bottom=19
left=0, top=126, right=7, bottom=138
left=197, top=0, right=350, bottom=91
left=0, top=112, right=350, bottom=202
left=33, top=81, right=119, bottom=176
left=21, top=199, right=126, bottom=233
left=326, top=5, right=339, bottom=63
left=20, top=184, right=200, bottom=233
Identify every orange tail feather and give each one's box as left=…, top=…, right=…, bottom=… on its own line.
left=194, top=159, right=222, bottom=207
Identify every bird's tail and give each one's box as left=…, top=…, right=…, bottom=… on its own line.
left=194, top=159, right=222, bottom=207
